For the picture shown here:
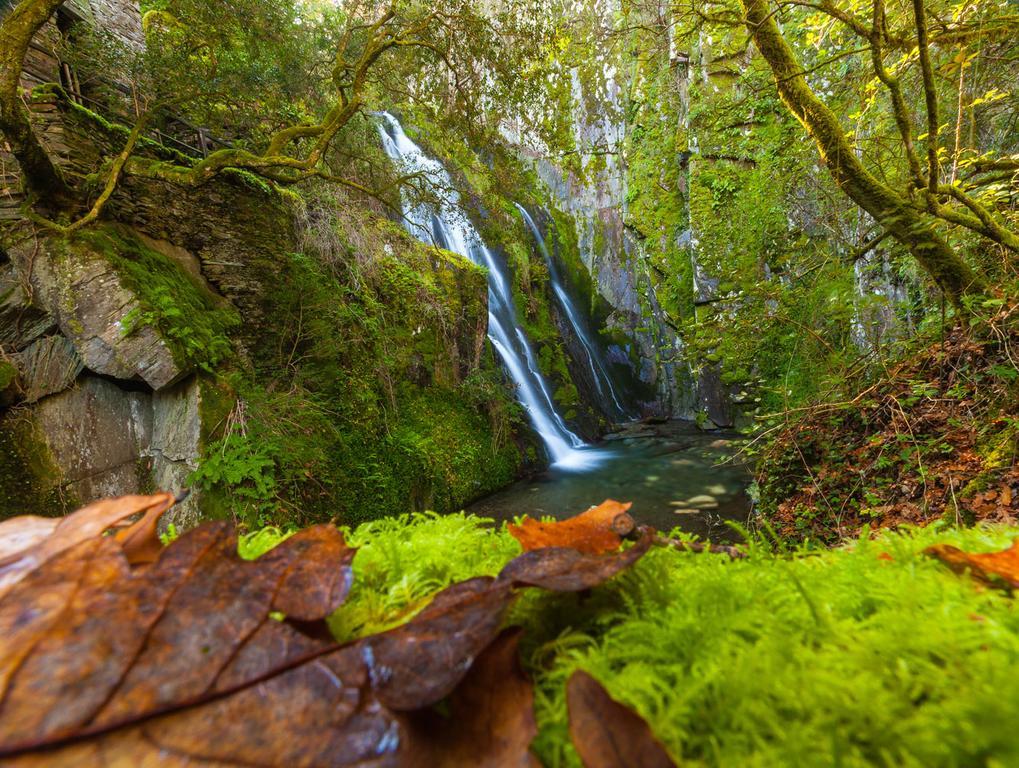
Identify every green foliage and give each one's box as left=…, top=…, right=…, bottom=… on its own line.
left=237, top=525, right=295, bottom=559
left=240, top=512, right=1019, bottom=766
left=328, top=511, right=522, bottom=642
left=190, top=425, right=279, bottom=526
left=76, top=225, right=238, bottom=372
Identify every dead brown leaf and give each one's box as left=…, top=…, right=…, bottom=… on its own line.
left=508, top=499, right=635, bottom=554
left=0, top=516, right=59, bottom=561
left=501, top=527, right=653, bottom=591
left=925, top=538, right=1019, bottom=589
left=0, top=521, right=355, bottom=754
left=405, top=628, right=540, bottom=768
left=0, top=493, right=176, bottom=600
left=567, top=670, right=677, bottom=768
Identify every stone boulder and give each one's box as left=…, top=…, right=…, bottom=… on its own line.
left=14, top=335, right=83, bottom=403
left=13, top=237, right=185, bottom=390
left=32, top=375, right=151, bottom=504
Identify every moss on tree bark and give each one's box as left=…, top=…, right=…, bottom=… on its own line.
left=740, top=0, right=986, bottom=304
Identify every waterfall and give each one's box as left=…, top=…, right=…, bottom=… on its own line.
left=377, top=113, right=596, bottom=470
left=514, top=204, right=632, bottom=421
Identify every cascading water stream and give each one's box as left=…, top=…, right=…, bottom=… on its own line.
left=377, top=113, right=597, bottom=470
left=514, top=204, right=632, bottom=421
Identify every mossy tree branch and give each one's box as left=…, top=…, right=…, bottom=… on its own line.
left=1, top=0, right=485, bottom=222
left=739, top=0, right=987, bottom=303
left=868, top=0, right=924, bottom=187
left=910, top=0, right=940, bottom=198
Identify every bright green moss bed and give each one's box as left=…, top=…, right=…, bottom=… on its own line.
left=238, top=515, right=1019, bottom=767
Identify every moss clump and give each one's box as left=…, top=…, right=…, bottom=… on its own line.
left=74, top=225, right=239, bottom=373
left=239, top=512, right=1019, bottom=767
left=0, top=360, right=17, bottom=392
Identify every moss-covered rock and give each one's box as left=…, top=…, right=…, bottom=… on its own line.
left=0, top=409, right=63, bottom=518
left=73, top=224, right=239, bottom=374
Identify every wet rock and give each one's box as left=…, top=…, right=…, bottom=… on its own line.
left=671, top=494, right=720, bottom=510
left=0, top=262, right=56, bottom=351
left=14, top=335, right=83, bottom=402
left=32, top=375, right=152, bottom=504
left=17, top=238, right=185, bottom=390
left=148, top=377, right=202, bottom=530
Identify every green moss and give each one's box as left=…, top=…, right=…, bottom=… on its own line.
left=526, top=524, right=1019, bottom=767
left=220, top=168, right=300, bottom=206
left=0, top=360, right=17, bottom=392
left=236, top=512, right=1019, bottom=767
left=73, top=225, right=240, bottom=373
left=0, top=410, right=64, bottom=519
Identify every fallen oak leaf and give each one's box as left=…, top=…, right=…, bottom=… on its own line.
left=0, top=516, right=58, bottom=561
left=500, top=527, right=654, bottom=591
left=0, top=537, right=127, bottom=716
left=567, top=670, right=677, bottom=768
left=924, top=539, right=1019, bottom=589
left=0, top=492, right=177, bottom=600
left=404, top=628, right=540, bottom=768
left=362, top=576, right=515, bottom=711
left=0, top=575, right=517, bottom=766
left=508, top=499, right=635, bottom=554
left=0, top=522, right=354, bottom=752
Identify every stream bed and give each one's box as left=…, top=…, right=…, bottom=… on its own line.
left=466, top=420, right=754, bottom=542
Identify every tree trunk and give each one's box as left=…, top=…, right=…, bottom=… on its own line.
left=739, top=0, right=986, bottom=303
left=0, top=0, right=73, bottom=204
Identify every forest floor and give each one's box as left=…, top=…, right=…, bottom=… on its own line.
left=5, top=501, right=1019, bottom=767
left=757, top=301, right=1019, bottom=544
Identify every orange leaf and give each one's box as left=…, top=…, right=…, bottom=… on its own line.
left=113, top=492, right=177, bottom=566
left=925, top=539, right=1019, bottom=589
left=508, top=499, right=635, bottom=554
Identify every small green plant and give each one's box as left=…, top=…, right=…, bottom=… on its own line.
left=189, top=431, right=279, bottom=528
left=158, top=523, right=179, bottom=545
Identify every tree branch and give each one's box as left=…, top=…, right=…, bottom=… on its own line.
left=911, top=0, right=941, bottom=198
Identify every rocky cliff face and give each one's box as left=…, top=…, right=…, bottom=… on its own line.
left=507, top=52, right=698, bottom=422
left=0, top=91, right=533, bottom=528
